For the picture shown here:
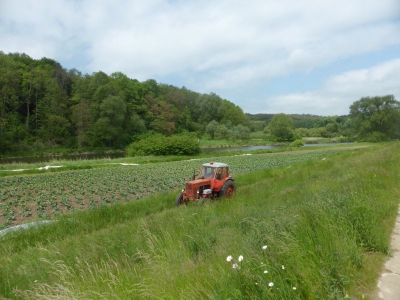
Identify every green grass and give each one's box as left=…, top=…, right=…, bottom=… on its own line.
left=0, top=143, right=399, bottom=299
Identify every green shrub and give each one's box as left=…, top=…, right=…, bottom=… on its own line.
left=126, top=134, right=201, bottom=156
left=361, top=131, right=389, bottom=143
left=304, top=139, right=319, bottom=144
left=290, top=139, right=304, bottom=147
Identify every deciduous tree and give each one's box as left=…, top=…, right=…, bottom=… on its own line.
left=266, top=113, right=294, bottom=141
left=349, top=95, right=400, bottom=141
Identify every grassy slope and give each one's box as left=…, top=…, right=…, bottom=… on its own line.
left=0, top=143, right=399, bottom=299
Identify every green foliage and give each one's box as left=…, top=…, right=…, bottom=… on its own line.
left=0, top=52, right=249, bottom=154
left=126, top=134, right=201, bottom=156
left=362, top=131, right=389, bottom=143
left=350, top=95, right=400, bottom=141
left=205, top=120, right=251, bottom=141
left=290, top=139, right=304, bottom=147
left=266, top=113, right=295, bottom=141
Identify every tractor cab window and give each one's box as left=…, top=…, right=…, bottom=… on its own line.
left=216, top=167, right=228, bottom=180
left=201, top=166, right=215, bottom=178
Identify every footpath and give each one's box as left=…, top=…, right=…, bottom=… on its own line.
left=376, top=207, right=400, bottom=299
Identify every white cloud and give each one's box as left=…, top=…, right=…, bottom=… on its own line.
left=261, top=58, right=400, bottom=116
left=0, top=0, right=399, bottom=115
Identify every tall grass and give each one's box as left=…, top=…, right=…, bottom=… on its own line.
left=0, top=143, right=399, bottom=299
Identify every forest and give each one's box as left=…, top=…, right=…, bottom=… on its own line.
left=0, top=52, right=248, bottom=154
left=1, top=52, right=399, bottom=155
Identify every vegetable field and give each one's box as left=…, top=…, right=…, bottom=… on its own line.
left=0, top=151, right=336, bottom=229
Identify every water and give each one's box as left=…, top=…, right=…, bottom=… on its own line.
left=0, top=152, right=125, bottom=165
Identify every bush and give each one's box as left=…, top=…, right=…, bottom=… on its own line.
left=126, top=134, right=201, bottom=156
left=290, top=139, right=305, bottom=147
left=360, top=131, right=389, bottom=143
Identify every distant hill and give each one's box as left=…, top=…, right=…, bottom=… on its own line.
left=247, top=113, right=324, bottom=129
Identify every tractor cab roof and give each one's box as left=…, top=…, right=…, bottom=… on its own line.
left=202, top=162, right=228, bottom=168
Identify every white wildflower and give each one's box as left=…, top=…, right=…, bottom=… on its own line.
left=232, top=263, right=239, bottom=269
left=268, top=282, right=274, bottom=287
left=226, top=255, right=233, bottom=262
left=282, top=265, right=285, bottom=270
left=293, top=287, right=297, bottom=290
left=238, top=255, right=244, bottom=262
left=264, top=270, right=268, bottom=274
left=262, top=245, right=268, bottom=250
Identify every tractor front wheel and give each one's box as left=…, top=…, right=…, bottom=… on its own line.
left=219, top=181, right=236, bottom=198
left=175, top=193, right=185, bottom=207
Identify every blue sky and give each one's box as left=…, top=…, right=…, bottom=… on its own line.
left=1, top=0, right=400, bottom=116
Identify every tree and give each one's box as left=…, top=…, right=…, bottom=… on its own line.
left=349, top=95, right=400, bottom=141
left=0, top=51, right=255, bottom=153
left=266, top=113, right=294, bottom=141
left=230, top=124, right=250, bottom=140
left=205, top=120, right=220, bottom=139
left=71, top=101, right=92, bottom=148
left=93, top=95, right=127, bottom=147
left=215, top=124, right=228, bottom=140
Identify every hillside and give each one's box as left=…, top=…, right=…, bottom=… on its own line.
left=0, top=52, right=247, bottom=154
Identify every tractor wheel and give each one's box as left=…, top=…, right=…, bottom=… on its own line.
left=219, top=181, right=236, bottom=198
left=175, top=193, right=185, bottom=207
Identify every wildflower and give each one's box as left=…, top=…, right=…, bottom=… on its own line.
left=282, top=265, right=285, bottom=270
left=264, top=270, right=268, bottom=274
left=268, top=282, right=274, bottom=287
left=238, top=255, right=244, bottom=262
left=293, top=287, right=297, bottom=290
left=262, top=245, right=268, bottom=250
left=226, top=255, right=233, bottom=262
left=232, top=263, right=239, bottom=269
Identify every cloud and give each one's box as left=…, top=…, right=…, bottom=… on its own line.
left=0, top=0, right=399, bottom=115
left=260, top=58, right=400, bottom=116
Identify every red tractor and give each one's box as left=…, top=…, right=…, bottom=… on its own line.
left=176, top=161, right=236, bottom=206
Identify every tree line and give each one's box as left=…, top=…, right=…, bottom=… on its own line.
left=0, top=52, right=247, bottom=154
left=249, top=96, right=400, bottom=143
left=1, top=51, right=399, bottom=155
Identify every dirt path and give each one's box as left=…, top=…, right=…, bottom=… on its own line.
left=376, top=207, right=400, bottom=299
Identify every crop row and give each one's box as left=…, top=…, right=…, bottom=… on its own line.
left=0, top=151, right=336, bottom=228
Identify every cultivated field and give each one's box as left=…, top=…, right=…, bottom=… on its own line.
left=1, top=150, right=335, bottom=229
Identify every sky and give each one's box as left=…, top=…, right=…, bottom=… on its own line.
left=1, top=0, right=400, bottom=116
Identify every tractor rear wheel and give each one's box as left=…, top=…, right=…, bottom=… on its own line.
left=175, top=193, right=185, bottom=206
left=219, top=181, right=236, bottom=197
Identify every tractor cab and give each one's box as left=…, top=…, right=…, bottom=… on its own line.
left=199, top=162, right=230, bottom=190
